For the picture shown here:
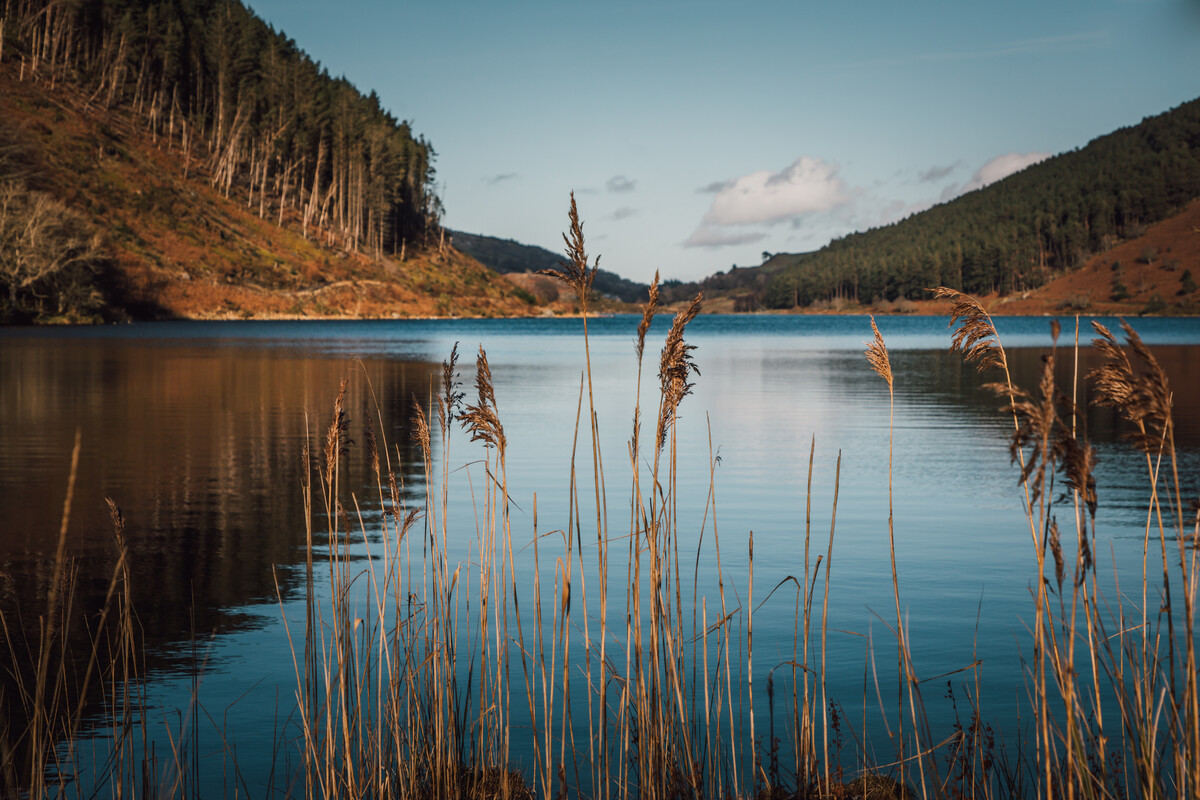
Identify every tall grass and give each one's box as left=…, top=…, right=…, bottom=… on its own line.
left=2, top=213, right=1198, bottom=799
left=933, top=288, right=1199, bottom=799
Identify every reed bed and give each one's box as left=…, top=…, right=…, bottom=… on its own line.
left=1, top=205, right=1198, bottom=799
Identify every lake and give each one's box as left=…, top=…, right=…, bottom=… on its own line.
left=2, top=312, right=1199, bottom=796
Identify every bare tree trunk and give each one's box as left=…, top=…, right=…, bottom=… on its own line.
left=167, top=84, right=178, bottom=150
left=104, top=32, right=127, bottom=109
left=278, top=158, right=297, bottom=227
left=182, top=120, right=191, bottom=180
left=246, top=142, right=257, bottom=208
left=304, top=145, right=323, bottom=239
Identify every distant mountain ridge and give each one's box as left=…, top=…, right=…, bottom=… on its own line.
left=682, top=98, right=1200, bottom=311
left=450, top=230, right=649, bottom=303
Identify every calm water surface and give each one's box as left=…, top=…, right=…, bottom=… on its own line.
left=3, top=313, right=1200, bottom=792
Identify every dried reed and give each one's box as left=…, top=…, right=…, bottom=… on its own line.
left=7, top=223, right=1200, bottom=800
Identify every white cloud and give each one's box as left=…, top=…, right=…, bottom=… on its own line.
left=607, top=175, right=636, bottom=193
left=681, top=150, right=1048, bottom=254
left=484, top=172, right=517, bottom=185
left=960, top=151, right=1050, bottom=194
left=697, top=180, right=732, bottom=194
left=682, top=227, right=767, bottom=249
left=700, top=157, right=850, bottom=227
left=917, top=162, right=957, bottom=183
left=609, top=206, right=638, bottom=221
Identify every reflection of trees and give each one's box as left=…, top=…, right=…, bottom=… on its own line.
left=905, top=345, right=1200, bottom=449
left=0, top=341, right=438, bottom=676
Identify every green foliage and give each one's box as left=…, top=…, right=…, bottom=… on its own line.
left=6, top=0, right=442, bottom=256
left=1110, top=278, right=1131, bottom=301
left=1180, top=269, right=1197, bottom=295
left=704, top=99, right=1200, bottom=307
left=511, top=286, right=538, bottom=306
left=1141, top=292, right=1167, bottom=314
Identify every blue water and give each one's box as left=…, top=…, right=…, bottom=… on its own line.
left=3, top=313, right=1199, bottom=795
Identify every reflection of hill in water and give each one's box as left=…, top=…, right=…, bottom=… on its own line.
left=0, top=341, right=439, bottom=678
left=891, top=344, right=1200, bottom=450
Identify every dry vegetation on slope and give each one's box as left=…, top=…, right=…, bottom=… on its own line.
left=985, top=198, right=1200, bottom=315
left=0, top=60, right=544, bottom=322
left=691, top=201, right=1200, bottom=318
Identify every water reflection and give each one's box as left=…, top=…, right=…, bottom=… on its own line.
left=0, top=338, right=439, bottom=676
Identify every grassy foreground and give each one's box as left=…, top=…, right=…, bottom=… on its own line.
left=2, top=198, right=1198, bottom=799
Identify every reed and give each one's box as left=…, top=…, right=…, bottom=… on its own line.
left=262, top=199, right=850, bottom=800
left=932, top=287, right=1199, bottom=799
left=3, top=226, right=1198, bottom=800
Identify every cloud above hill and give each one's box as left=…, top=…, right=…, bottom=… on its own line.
left=683, top=228, right=767, bottom=248
left=685, top=157, right=850, bottom=248
left=683, top=149, right=1054, bottom=251
left=917, top=162, right=957, bottom=183
left=959, top=151, right=1050, bottom=194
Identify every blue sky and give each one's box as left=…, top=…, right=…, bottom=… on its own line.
left=244, top=0, right=1199, bottom=284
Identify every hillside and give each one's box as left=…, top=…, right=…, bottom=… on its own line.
left=684, top=98, right=1200, bottom=314
left=0, top=0, right=541, bottom=322
left=450, top=230, right=649, bottom=303
left=984, top=197, right=1200, bottom=315
left=661, top=198, right=1200, bottom=317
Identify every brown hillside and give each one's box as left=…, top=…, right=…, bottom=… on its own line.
left=987, top=198, right=1200, bottom=316
left=0, top=59, right=544, bottom=321
left=732, top=200, right=1200, bottom=318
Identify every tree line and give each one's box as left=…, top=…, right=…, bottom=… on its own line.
left=1, top=0, right=442, bottom=260
left=720, top=98, right=1200, bottom=309
left=450, top=230, right=650, bottom=303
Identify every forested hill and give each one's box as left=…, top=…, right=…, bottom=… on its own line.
left=2, top=0, right=544, bottom=322
left=450, top=230, right=649, bottom=303
left=5, top=0, right=440, bottom=253
left=750, top=98, right=1200, bottom=309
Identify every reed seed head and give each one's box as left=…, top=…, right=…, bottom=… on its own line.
left=398, top=506, right=422, bottom=541
left=460, top=346, right=506, bottom=451
left=323, top=379, right=353, bottom=481
left=388, top=470, right=403, bottom=524
left=538, top=192, right=598, bottom=305
left=932, top=286, right=1008, bottom=372
left=865, top=315, right=893, bottom=390
left=636, top=270, right=661, bottom=362
left=441, top=343, right=465, bottom=437
left=105, top=497, right=126, bottom=549
left=656, top=292, right=703, bottom=452
left=412, top=396, right=432, bottom=460
left=1050, top=391, right=1099, bottom=581
left=985, top=352, right=1058, bottom=502
left=1089, top=320, right=1172, bottom=454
